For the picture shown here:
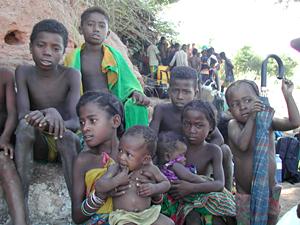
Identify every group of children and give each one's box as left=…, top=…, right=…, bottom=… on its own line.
left=1, top=5, right=300, bottom=225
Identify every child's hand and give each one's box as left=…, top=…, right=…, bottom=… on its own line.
left=108, top=184, right=130, bottom=197
left=114, top=165, right=130, bottom=186
left=25, top=110, right=45, bottom=128
left=137, top=182, right=156, bottom=197
left=132, top=91, right=150, bottom=106
left=43, top=108, right=65, bottom=139
left=169, top=180, right=192, bottom=199
left=0, top=139, right=14, bottom=159
left=94, top=178, right=113, bottom=194
left=249, top=99, right=265, bottom=118
left=281, top=78, right=294, bottom=97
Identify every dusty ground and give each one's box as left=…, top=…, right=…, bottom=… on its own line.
left=279, top=182, right=300, bottom=218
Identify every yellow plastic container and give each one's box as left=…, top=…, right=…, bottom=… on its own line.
left=156, top=65, right=170, bottom=85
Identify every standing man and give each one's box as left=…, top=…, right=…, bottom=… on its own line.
left=147, top=42, right=161, bottom=79
left=220, top=51, right=234, bottom=89
left=158, top=37, right=169, bottom=66
left=169, top=44, right=188, bottom=68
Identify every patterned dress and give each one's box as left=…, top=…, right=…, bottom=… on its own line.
left=160, top=156, right=236, bottom=225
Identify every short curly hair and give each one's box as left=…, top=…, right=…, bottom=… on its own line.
left=123, top=126, right=157, bottom=157
left=80, top=6, right=110, bottom=26
left=30, top=19, right=68, bottom=50
left=157, top=131, right=187, bottom=165
left=76, top=91, right=125, bottom=137
left=182, top=100, right=217, bottom=133
left=170, top=66, right=198, bottom=89
left=225, top=79, right=260, bottom=105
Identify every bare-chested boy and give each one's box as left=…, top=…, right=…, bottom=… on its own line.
left=0, top=68, right=27, bottom=225
left=65, top=6, right=150, bottom=129
left=226, top=79, right=300, bottom=225
left=150, top=66, right=233, bottom=190
left=14, top=19, right=81, bottom=216
left=97, top=126, right=174, bottom=225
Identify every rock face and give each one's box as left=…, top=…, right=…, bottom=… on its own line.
left=0, top=0, right=142, bottom=223
left=0, top=0, right=142, bottom=81
left=0, top=162, right=72, bottom=225
left=0, top=0, right=79, bottom=71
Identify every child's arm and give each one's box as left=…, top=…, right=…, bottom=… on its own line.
left=94, top=164, right=130, bottom=195
left=228, top=99, right=264, bottom=151
left=0, top=69, right=17, bottom=159
left=15, top=66, right=48, bottom=131
left=206, top=127, right=224, bottom=146
left=72, top=153, right=100, bottom=223
left=61, top=68, right=81, bottom=131
left=172, top=163, right=207, bottom=183
left=131, top=91, right=150, bottom=106
left=149, top=104, right=163, bottom=135
left=272, top=79, right=300, bottom=131
left=40, top=68, right=81, bottom=139
left=15, top=66, right=31, bottom=120
left=169, top=145, right=224, bottom=199
left=137, top=165, right=170, bottom=197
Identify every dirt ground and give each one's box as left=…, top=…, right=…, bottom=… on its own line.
left=279, top=182, right=300, bottom=218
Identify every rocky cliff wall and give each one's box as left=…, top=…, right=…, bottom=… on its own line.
left=0, top=0, right=142, bottom=223
left=0, top=0, right=142, bottom=80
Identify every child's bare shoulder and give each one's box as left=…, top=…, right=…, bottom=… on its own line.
left=76, top=151, right=94, bottom=164
left=140, top=163, right=161, bottom=179
left=0, top=68, right=14, bottom=86
left=15, top=65, right=35, bottom=78
left=76, top=150, right=102, bottom=167
left=75, top=150, right=106, bottom=173
left=140, top=163, right=155, bottom=173
left=205, top=142, right=222, bottom=155
left=60, top=65, right=81, bottom=77
left=148, top=163, right=161, bottom=172
left=155, top=103, right=175, bottom=117
left=154, top=102, right=172, bottom=111
left=228, top=118, right=242, bottom=131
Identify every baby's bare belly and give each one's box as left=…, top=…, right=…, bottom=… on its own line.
left=113, top=186, right=151, bottom=212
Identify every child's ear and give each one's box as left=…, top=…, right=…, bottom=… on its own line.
left=165, top=152, right=171, bottom=161
left=143, top=154, right=152, bottom=165
left=112, top=114, right=121, bottom=128
left=106, top=30, right=110, bottom=38
left=29, top=43, right=32, bottom=54
left=194, top=88, right=199, bottom=97
left=209, top=125, right=216, bottom=135
left=144, top=154, right=152, bottom=163
left=78, top=26, right=83, bottom=35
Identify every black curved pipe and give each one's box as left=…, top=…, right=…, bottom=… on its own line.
left=261, top=54, right=285, bottom=88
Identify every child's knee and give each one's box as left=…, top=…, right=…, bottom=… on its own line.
left=61, top=130, right=79, bottom=143
left=0, top=152, right=16, bottom=171
left=56, top=130, right=79, bottom=153
left=155, top=214, right=175, bottom=225
left=220, top=144, right=232, bottom=161
left=15, top=119, right=35, bottom=141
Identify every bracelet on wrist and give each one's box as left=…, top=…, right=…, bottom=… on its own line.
left=151, top=193, right=164, bottom=204
left=81, top=199, right=95, bottom=217
left=91, top=190, right=106, bottom=205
